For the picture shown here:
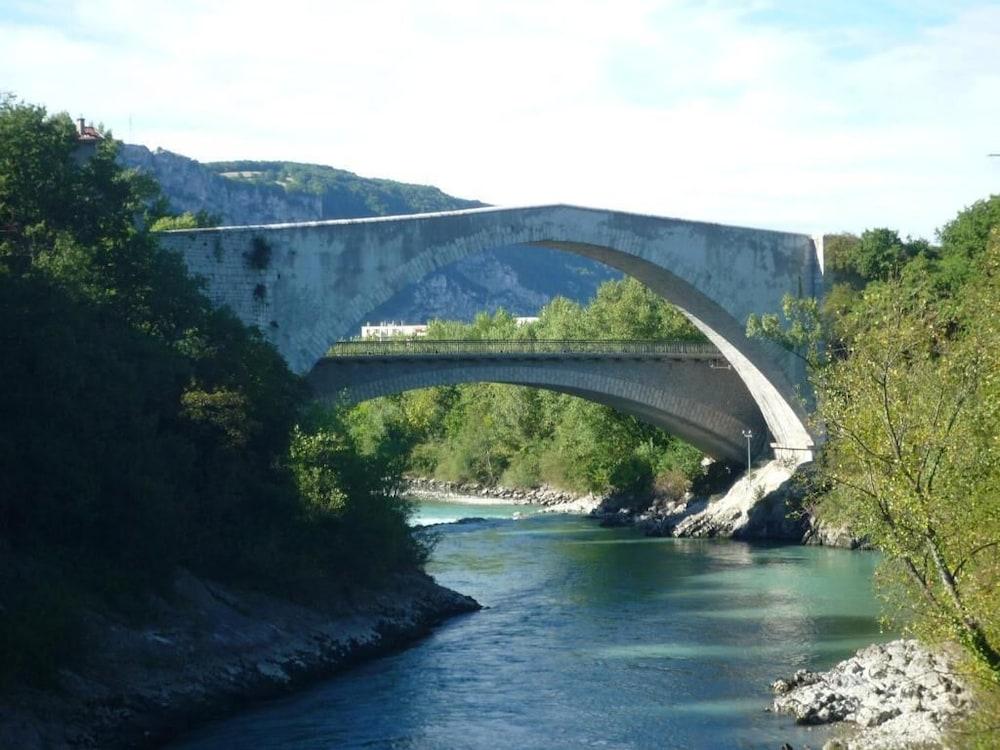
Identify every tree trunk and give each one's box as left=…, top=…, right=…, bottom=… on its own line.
left=926, top=538, right=1000, bottom=676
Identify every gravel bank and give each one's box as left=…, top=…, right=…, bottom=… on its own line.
left=405, top=477, right=604, bottom=513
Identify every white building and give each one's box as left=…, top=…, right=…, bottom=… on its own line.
left=360, top=316, right=538, bottom=339
left=360, top=321, right=429, bottom=340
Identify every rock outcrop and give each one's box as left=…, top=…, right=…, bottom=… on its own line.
left=122, top=145, right=324, bottom=225
left=637, top=460, right=800, bottom=538
left=0, top=570, right=478, bottom=749
left=770, top=639, right=973, bottom=749
left=596, top=459, right=867, bottom=548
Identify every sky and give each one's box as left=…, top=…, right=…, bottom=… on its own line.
left=2, top=0, right=998, bottom=238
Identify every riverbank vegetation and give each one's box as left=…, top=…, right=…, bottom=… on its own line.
left=750, top=197, right=1000, bottom=743
left=0, top=98, right=426, bottom=688
left=343, top=279, right=714, bottom=501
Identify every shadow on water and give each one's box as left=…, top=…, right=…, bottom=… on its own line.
left=170, top=510, right=890, bottom=750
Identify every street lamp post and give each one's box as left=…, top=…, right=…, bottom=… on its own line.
left=742, top=429, right=753, bottom=470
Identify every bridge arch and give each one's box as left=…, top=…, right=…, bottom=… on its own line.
left=160, top=205, right=824, bottom=460
left=309, top=353, right=768, bottom=463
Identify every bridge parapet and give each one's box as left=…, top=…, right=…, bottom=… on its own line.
left=325, top=339, right=723, bottom=361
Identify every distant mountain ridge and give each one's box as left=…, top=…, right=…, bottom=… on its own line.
left=206, top=159, right=486, bottom=219
left=121, top=145, right=619, bottom=326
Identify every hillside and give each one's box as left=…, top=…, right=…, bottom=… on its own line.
left=207, top=159, right=485, bottom=218
left=121, top=146, right=620, bottom=326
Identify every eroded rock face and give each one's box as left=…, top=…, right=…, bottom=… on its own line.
left=771, top=639, right=972, bottom=749
left=613, top=459, right=867, bottom=549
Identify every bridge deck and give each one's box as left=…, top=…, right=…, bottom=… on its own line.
left=324, top=339, right=723, bottom=362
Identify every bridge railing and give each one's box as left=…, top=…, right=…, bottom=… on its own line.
left=326, top=339, right=719, bottom=358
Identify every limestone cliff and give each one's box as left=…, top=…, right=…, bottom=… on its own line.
left=121, top=145, right=620, bottom=325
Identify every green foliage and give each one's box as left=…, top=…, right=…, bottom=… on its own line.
left=500, top=449, right=543, bottom=488
left=0, top=98, right=427, bottom=686
left=653, top=469, right=692, bottom=503
left=287, top=409, right=429, bottom=583
left=422, top=278, right=705, bottom=343
left=824, top=228, right=931, bottom=284
left=853, top=228, right=929, bottom=281
left=582, top=276, right=703, bottom=340
left=815, top=269, right=1000, bottom=676
left=746, top=293, right=825, bottom=367
left=933, top=195, right=1000, bottom=293
left=744, top=197, right=1000, bottom=685
left=823, top=233, right=862, bottom=279
left=937, top=195, right=1000, bottom=263
left=952, top=677, right=1000, bottom=749
left=345, top=277, right=709, bottom=497
left=425, top=308, right=532, bottom=341
left=148, top=210, right=219, bottom=232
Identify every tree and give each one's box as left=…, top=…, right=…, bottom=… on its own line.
left=584, top=276, right=702, bottom=340
left=824, top=228, right=930, bottom=283
left=148, top=210, right=220, bottom=231
left=746, top=293, right=825, bottom=367
left=813, top=241, right=1000, bottom=679
left=937, top=195, right=1000, bottom=263
left=744, top=201, right=1000, bottom=681
left=0, top=97, right=431, bottom=685
left=346, top=276, right=709, bottom=495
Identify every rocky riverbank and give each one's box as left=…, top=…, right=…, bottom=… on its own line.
left=404, top=477, right=604, bottom=514
left=0, top=570, right=479, bottom=749
left=406, top=463, right=864, bottom=547
left=595, top=459, right=866, bottom=549
left=770, top=639, right=973, bottom=749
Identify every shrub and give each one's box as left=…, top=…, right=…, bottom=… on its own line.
left=500, top=450, right=541, bottom=488
left=654, top=469, right=690, bottom=502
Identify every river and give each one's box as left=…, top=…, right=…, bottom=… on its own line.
left=172, top=498, right=887, bottom=749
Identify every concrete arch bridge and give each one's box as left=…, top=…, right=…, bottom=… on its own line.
left=158, top=205, right=825, bottom=463
left=313, top=339, right=766, bottom=464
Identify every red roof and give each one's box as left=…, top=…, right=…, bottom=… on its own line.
left=75, top=118, right=103, bottom=142
left=76, top=125, right=102, bottom=142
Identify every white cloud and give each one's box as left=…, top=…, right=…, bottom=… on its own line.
left=1, top=0, right=998, bottom=237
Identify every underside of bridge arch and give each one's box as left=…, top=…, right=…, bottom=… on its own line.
left=307, top=357, right=768, bottom=463
left=548, top=385, right=767, bottom=462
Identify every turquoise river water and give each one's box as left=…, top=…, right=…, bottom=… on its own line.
left=172, top=498, right=888, bottom=749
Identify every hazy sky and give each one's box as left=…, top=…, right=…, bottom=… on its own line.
left=2, top=0, right=998, bottom=238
